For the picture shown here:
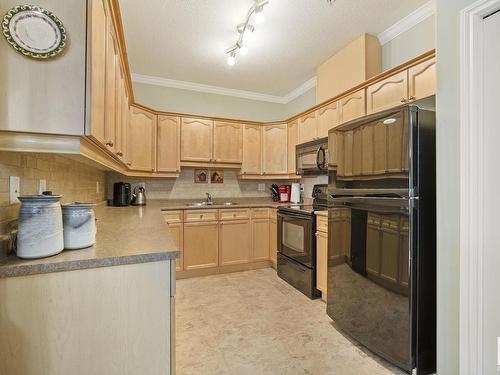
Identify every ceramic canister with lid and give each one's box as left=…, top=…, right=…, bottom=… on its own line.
left=61, top=203, right=96, bottom=249
left=17, top=194, right=64, bottom=259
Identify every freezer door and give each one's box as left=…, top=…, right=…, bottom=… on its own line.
left=326, top=197, right=414, bottom=372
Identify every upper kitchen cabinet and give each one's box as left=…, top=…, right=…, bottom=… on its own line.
left=318, top=101, right=340, bottom=138
left=213, top=121, right=242, bottom=164
left=127, top=106, right=157, bottom=172
left=104, top=17, right=119, bottom=153
left=0, top=0, right=88, bottom=135
left=367, top=71, right=408, bottom=114
left=263, top=123, right=288, bottom=175
left=408, top=58, right=436, bottom=101
left=157, top=115, right=181, bottom=173
left=287, top=120, right=299, bottom=175
left=180, top=117, right=213, bottom=163
left=339, top=89, right=366, bottom=124
left=241, top=124, right=262, bottom=176
left=298, top=111, right=318, bottom=144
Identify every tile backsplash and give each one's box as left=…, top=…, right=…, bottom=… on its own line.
left=0, top=152, right=106, bottom=223
left=107, top=169, right=299, bottom=200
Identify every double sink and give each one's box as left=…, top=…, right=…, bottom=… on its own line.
left=185, top=201, right=238, bottom=207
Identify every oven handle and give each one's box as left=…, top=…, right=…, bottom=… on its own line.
left=316, top=146, right=325, bottom=170
left=278, top=212, right=311, bottom=221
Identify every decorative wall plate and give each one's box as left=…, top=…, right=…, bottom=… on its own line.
left=2, top=5, right=66, bottom=59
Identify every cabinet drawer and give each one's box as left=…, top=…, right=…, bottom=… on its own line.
left=219, top=208, right=250, bottom=221
left=162, top=210, right=183, bottom=224
left=316, top=215, right=328, bottom=233
left=251, top=208, right=270, bottom=219
left=184, top=209, right=218, bottom=222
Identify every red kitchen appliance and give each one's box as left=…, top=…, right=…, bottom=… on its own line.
left=278, top=185, right=291, bottom=203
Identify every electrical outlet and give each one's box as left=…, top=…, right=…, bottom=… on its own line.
left=96, top=181, right=100, bottom=193
left=258, top=183, right=265, bottom=192
left=38, top=179, right=46, bottom=195
left=9, top=176, right=20, bottom=204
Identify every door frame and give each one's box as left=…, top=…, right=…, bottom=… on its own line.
left=460, top=1, right=500, bottom=373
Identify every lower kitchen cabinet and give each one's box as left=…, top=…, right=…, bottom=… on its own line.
left=183, top=222, right=218, bottom=270
left=167, top=223, right=183, bottom=271
left=251, top=218, right=270, bottom=261
left=269, top=209, right=278, bottom=267
left=219, top=220, right=251, bottom=266
left=315, top=214, right=328, bottom=302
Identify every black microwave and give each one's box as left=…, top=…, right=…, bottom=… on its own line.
left=295, top=137, right=328, bottom=175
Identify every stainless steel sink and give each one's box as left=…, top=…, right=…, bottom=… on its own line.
left=184, top=201, right=237, bottom=207
left=218, top=202, right=238, bottom=206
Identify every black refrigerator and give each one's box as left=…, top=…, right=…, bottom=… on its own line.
left=326, top=105, right=436, bottom=374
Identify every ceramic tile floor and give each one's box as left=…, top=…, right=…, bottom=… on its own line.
left=176, top=268, right=405, bottom=375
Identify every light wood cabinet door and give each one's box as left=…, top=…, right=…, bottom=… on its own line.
left=339, top=89, right=366, bottom=124
left=157, top=115, right=181, bottom=173
left=316, top=230, right=328, bottom=300
left=219, top=220, right=251, bottom=266
left=298, top=111, right=318, bottom=144
left=128, top=107, right=157, bottom=171
left=352, top=127, right=362, bottom=177
left=251, top=218, right=270, bottom=261
left=89, top=0, right=106, bottom=145
left=114, top=64, right=124, bottom=159
left=241, top=124, right=262, bottom=175
left=180, top=117, right=213, bottom=162
left=287, top=120, right=299, bottom=174
left=318, top=101, right=340, bottom=138
left=104, top=19, right=118, bottom=152
left=408, top=58, right=436, bottom=101
left=263, top=123, right=288, bottom=174
left=213, top=121, right=242, bottom=163
left=183, top=221, right=218, bottom=270
left=168, top=223, right=183, bottom=271
left=343, top=130, right=353, bottom=177
left=269, top=216, right=277, bottom=265
left=361, top=125, right=374, bottom=175
left=367, top=71, right=408, bottom=114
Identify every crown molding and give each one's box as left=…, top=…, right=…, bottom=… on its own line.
left=131, top=73, right=316, bottom=105
left=377, top=0, right=436, bottom=45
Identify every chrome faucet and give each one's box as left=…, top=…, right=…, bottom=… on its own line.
left=206, top=192, right=212, bottom=204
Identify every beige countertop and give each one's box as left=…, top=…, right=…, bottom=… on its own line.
left=0, top=201, right=179, bottom=278
left=159, top=197, right=289, bottom=211
left=315, top=211, right=328, bottom=217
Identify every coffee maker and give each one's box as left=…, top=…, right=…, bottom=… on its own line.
left=113, top=182, right=131, bottom=206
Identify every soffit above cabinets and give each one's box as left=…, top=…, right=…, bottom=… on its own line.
left=119, top=0, right=430, bottom=98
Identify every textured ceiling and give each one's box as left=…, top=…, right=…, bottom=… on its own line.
left=119, top=0, right=429, bottom=96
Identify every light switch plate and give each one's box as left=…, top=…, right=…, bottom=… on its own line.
left=9, top=176, right=20, bottom=204
left=258, top=183, right=265, bottom=192
left=38, top=179, right=46, bottom=195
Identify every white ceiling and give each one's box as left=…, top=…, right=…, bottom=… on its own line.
left=119, top=0, right=430, bottom=97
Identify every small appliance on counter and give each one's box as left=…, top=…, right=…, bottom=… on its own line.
left=276, top=184, right=328, bottom=299
left=271, top=184, right=279, bottom=202
left=113, top=182, right=131, bottom=206
left=131, top=186, right=146, bottom=206
left=278, top=184, right=291, bottom=203
left=17, top=192, right=64, bottom=259
left=61, top=203, right=96, bottom=250
left=290, top=183, right=301, bottom=204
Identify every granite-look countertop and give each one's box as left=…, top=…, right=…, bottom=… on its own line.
left=0, top=201, right=179, bottom=278
left=159, top=197, right=295, bottom=211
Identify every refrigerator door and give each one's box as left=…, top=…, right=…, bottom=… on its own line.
left=328, top=106, right=418, bottom=198
left=326, top=196, right=414, bottom=372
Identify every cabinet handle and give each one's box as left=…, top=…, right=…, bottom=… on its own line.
left=400, top=98, right=407, bottom=103
left=126, top=162, right=132, bottom=166
left=408, top=96, right=416, bottom=101
left=116, top=151, right=123, bottom=156
left=106, top=140, right=114, bottom=147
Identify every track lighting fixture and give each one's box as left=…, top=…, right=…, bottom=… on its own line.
left=225, top=0, right=269, bottom=66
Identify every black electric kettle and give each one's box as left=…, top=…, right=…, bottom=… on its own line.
left=113, top=182, right=131, bottom=206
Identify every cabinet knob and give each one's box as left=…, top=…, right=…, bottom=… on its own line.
left=400, top=98, right=407, bottom=103
left=126, top=162, right=132, bottom=166
left=152, top=168, right=155, bottom=172
left=116, top=151, right=123, bottom=157
left=408, top=96, right=416, bottom=101
left=106, top=140, right=114, bottom=147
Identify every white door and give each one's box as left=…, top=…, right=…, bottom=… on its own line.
left=482, top=9, right=500, bottom=374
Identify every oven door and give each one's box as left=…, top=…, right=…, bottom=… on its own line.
left=277, top=211, right=314, bottom=268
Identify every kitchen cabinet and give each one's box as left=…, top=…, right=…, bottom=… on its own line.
left=89, top=0, right=107, bottom=145
left=367, top=70, right=408, bottom=114
left=298, top=111, right=318, bottom=144
left=180, top=117, right=213, bottom=162
left=104, top=18, right=118, bottom=152
left=251, top=218, right=270, bottom=261
left=114, top=64, right=125, bottom=160
left=269, top=209, right=278, bottom=267
left=183, top=221, right=219, bottom=270
left=318, top=101, right=340, bottom=138
left=263, top=123, right=288, bottom=174
left=386, top=116, right=404, bottom=173
left=361, top=125, right=374, bottom=175
left=352, top=127, right=362, bottom=176
left=213, top=121, right=242, bottom=163
left=408, top=58, right=436, bottom=102
left=315, top=214, right=328, bottom=302
left=168, top=223, right=183, bottom=271
left=343, top=131, right=353, bottom=177
left=219, top=220, right=251, bottom=266
left=287, top=120, right=299, bottom=174
left=339, top=89, right=366, bottom=124
left=157, top=115, right=181, bottom=173
left=241, top=124, right=262, bottom=175
left=127, top=106, right=157, bottom=171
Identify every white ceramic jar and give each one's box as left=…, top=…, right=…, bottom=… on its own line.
left=17, top=195, right=64, bottom=259
left=61, top=203, right=96, bottom=249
